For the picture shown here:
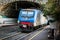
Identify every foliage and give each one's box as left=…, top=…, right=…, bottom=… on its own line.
left=43, top=0, right=60, bottom=21
left=53, top=6, right=60, bottom=21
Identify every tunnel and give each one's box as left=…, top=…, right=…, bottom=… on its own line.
left=0, top=1, right=41, bottom=18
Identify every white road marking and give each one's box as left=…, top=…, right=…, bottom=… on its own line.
left=17, top=27, right=45, bottom=40
left=17, top=33, right=32, bottom=40
left=29, top=27, right=47, bottom=40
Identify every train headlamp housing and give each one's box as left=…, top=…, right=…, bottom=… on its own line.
left=34, top=23, right=36, bottom=26
left=23, top=25, right=27, bottom=28
left=17, top=20, right=20, bottom=23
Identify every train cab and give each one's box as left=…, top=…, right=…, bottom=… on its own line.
left=18, top=9, right=47, bottom=31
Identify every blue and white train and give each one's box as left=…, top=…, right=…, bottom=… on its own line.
left=18, top=9, right=47, bottom=31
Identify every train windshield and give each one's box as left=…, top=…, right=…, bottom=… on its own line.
left=21, top=11, right=27, bottom=17
left=27, top=11, right=34, bottom=17
left=21, top=11, right=34, bottom=18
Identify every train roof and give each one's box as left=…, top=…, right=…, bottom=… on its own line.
left=20, top=9, right=41, bottom=11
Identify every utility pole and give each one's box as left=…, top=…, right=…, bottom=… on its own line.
left=15, top=2, right=17, bottom=10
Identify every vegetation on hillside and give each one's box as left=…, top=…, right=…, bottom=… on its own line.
left=43, top=0, right=60, bottom=21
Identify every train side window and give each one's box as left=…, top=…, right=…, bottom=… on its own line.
left=20, top=11, right=27, bottom=17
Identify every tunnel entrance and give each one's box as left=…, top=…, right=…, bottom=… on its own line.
left=1, top=1, right=41, bottom=18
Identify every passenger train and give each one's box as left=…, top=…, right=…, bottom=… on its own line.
left=18, top=9, right=47, bottom=31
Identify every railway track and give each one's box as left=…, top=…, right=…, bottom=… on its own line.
left=0, top=32, right=30, bottom=40
left=0, top=32, right=21, bottom=40
left=0, top=26, right=45, bottom=40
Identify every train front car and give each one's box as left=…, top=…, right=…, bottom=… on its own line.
left=18, top=9, right=41, bottom=32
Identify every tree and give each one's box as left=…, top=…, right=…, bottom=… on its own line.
left=43, top=0, right=56, bottom=16
left=43, top=0, right=60, bottom=39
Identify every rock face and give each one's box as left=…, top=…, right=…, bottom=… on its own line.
left=0, top=0, right=46, bottom=18
left=0, top=4, right=18, bottom=18
left=47, top=15, right=60, bottom=39
left=0, top=0, right=20, bottom=5
left=0, top=0, right=47, bottom=6
left=0, top=0, right=35, bottom=5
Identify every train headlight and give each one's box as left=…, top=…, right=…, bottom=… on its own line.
left=23, top=25, right=27, bottom=28
left=34, top=23, right=36, bottom=26
left=17, top=20, right=20, bottom=23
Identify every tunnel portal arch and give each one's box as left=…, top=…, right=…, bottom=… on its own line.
left=0, top=1, right=41, bottom=18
